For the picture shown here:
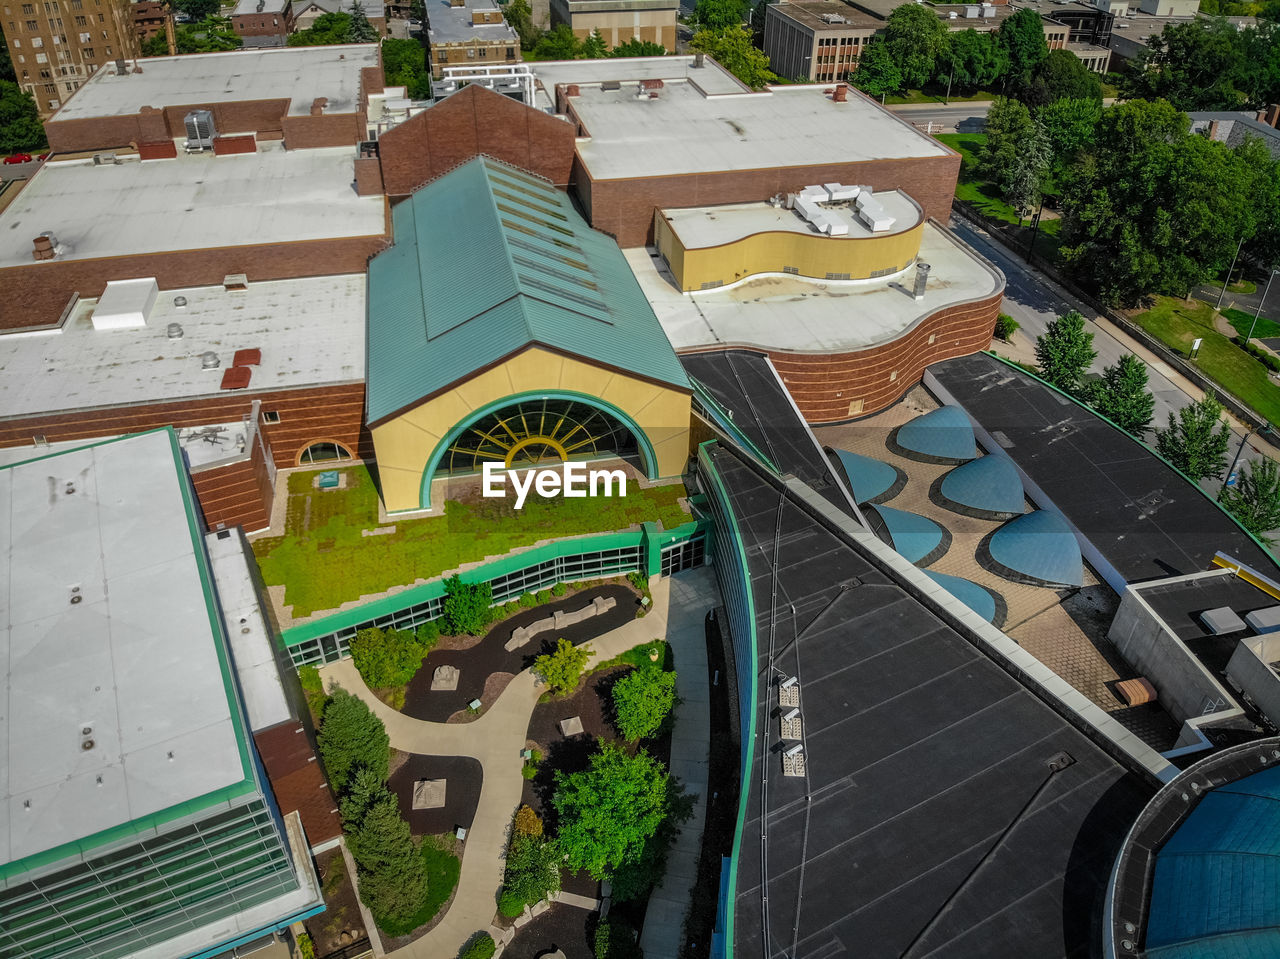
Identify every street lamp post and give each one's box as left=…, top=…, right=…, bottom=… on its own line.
left=1224, top=423, right=1273, bottom=488
left=944, top=70, right=953, bottom=105
left=1025, top=196, right=1045, bottom=263
left=1216, top=235, right=1246, bottom=311
left=1242, top=268, right=1280, bottom=349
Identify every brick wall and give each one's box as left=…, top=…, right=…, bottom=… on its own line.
left=189, top=430, right=275, bottom=531
left=681, top=289, right=1002, bottom=423
left=213, top=134, right=257, bottom=155
left=376, top=83, right=575, bottom=196
left=2, top=233, right=388, bottom=330
left=581, top=153, right=961, bottom=247
left=281, top=111, right=365, bottom=149
left=231, top=12, right=292, bottom=36
left=45, top=98, right=297, bottom=153
left=0, top=382, right=372, bottom=468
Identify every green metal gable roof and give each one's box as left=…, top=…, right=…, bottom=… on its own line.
left=366, top=156, right=690, bottom=426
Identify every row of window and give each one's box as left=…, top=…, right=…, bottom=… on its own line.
left=8, top=10, right=103, bottom=29
left=1, top=0, right=99, bottom=11
left=436, top=45, right=517, bottom=62
left=817, top=35, right=863, bottom=46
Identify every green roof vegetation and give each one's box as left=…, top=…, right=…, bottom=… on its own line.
left=252, top=466, right=690, bottom=618
left=1128, top=296, right=1280, bottom=425
left=365, top=156, right=689, bottom=426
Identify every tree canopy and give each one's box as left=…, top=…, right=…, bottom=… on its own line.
left=882, top=3, right=950, bottom=89
left=552, top=742, right=686, bottom=883
left=440, top=575, right=493, bottom=635
left=1083, top=354, right=1156, bottom=435
left=1122, top=18, right=1280, bottom=111
left=1220, top=457, right=1280, bottom=545
left=1019, top=48, right=1101, bottom=107
left=997, top=8, right=1049, bottom=85
left=691, top=0, right=750, bottom=32
left=689, top=24, right=776, bottom=88
left=1034, top=310, right=1097, bottom=396
left=852, top=38, right=903, bottom=98
left=347, top=1, right=380, bottom=41
left=0, top=82, right=44, bottom=154
left=534, top=637, right=591, bottom=696
left=938, top=29, right=1007, bottom=94
left=979, top=97, right=1050, bottom=215
left=611, top=37, right=666, bottom=56
left=289, top=11, right=356, bottom=45
left=611, top=664, right=677, bottom=741
left=317, top=688, right=390, bottom=792
left=1154, top=393, right=1233, bottom=484
left=382, top=37, right=432, bottom=99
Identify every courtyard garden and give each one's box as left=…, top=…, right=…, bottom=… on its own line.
left=252, top=464, right=689, bottom=618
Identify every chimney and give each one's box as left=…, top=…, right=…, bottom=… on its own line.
left=565, top=84, right=580, bottom=97
left=310, top=97, right=328, bottom=116
left=912, top=262, right=930, bottom=300
left=1208, top=119, right=1220, bottom=141
left=833, top=82, right=848, bottom=102
left=256, top=0, right=264, bottom=10
left=114, top=58, right=127, bottom=75
left=1267, top=104, right=1280, bottom=128
left=640, top=78, right=664, bottom=90
left=32, top=235, right=56, bottom=261
left=694, top=52, right=704, bottom=68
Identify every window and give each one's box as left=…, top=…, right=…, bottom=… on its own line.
left=103, top=43, right=110, bottom=53
left=10, top=36, right=18, bottom=45
left=298, top=442, right=352, bottom=464
left=506, top=46, right=514, bottom=57
left=24, top=18, right=36, bottom=28
left=21, top=2, right=32, bottom=10
left=479, top=47, right=486, bottom=57
left=261, top=410, right=281, bottom=424
left=35, top=51, right=46, bottom=62
left=467, top=48, right=475, bottom=57
left=64, top=81, right=73, bottom=90
left=39, top=67, right=49, bottom=77
left=73, top=14, right=83, bottom=23
left=83, top=45, right=92, bottom=56
left=43, top=81, right=53, bottom=90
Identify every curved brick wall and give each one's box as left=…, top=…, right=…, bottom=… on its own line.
left=681, top=289, right=1002, bottom=423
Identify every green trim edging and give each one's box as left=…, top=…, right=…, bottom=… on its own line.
left=280, top=518, right=709, bottom=648
left=412, top=388, right=664, bottom=511
left=982, top=351, right=1280, bottom=568
left=1, top=427, right=260, bottom=885
left=690, top=378, right=779, bottom=475
left=696, top=441, right=759, bottom=959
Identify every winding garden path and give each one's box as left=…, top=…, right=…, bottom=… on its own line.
left=318, top=567, right=718, bottom=959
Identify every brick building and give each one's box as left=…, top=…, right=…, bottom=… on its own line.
left=763, top=0, right=880, bottom=83
left=425, top=0, right=518, bottom=79
left=2, top=0, right=135, bottom=117
left=548, top=0, right=678, bottom=51
left=230, top=0, right=295, bottom=43
left=132, top=0, right=169, bottom=47
left=292, top=0, right=389, bottom=36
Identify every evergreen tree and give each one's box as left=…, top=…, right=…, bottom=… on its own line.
left=1084, top=354, right=1156, bottom=435
left=1034, top=310, right=1097, bottom=396
left=347, top=796, right=429, bottom=924
left=1155, top=393, right=1233, bottom=483
left=347, top=0, right=379, bottom=41
left=317, top=688, right=390, bottom=792
left=1220, top=458, right=1280, bottom=545
left=980, top=97, right=1049, bottom=215
left=581, top=28, right=608, bottom=58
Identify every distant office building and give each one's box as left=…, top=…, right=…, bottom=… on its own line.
left=425, top=0, right=518, bottom=79
left=1, top=0, right=135, bottom=117
left=763, top=0, right=879, bottom=83
left=548, top=0, right=678, bottom=51
left=132, top=0, right=170, bottom=47
left=1190, top=110, right=1280, bottom=160
left=230, top=0, right=294, bottom=43
left=1137, top=0, right=1197, bottom=14
left=0, top=429, right=324, bottom=959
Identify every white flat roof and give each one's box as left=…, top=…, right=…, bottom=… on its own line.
left=634, top=221, right=1002, bottom=353
left=0, top=274, right=366, bottom=418
left=662, top=191, right=922, bottom=248
left=530, top=55, right=749, bottom=103
left=51, top=44, right=380, bottom=122
left=210, top=529, right=291, bottom=730
left=0, top=144, right=385, bottom=268
left=1, top=430, right=249, bottom=868
left=570, top=80, right=949, bottom=181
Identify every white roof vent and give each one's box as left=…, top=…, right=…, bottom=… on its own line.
left=173, top=295, right=187, bottom=309
left=167, top=322, right=184, bottom=339
left=91, top=277, right=158, bottom=330
left=200, top=351, right=221, bottom=369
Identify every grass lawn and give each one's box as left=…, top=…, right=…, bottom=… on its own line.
left=253, top=465, right=690, bottom=618
left=375, top=839, right=461, bottom=939
left=1224, top=307, right=1280, bottom=341
left=1129, top=296, right=1280, bottom=424
left=934, top=132, right=1065, bottom=261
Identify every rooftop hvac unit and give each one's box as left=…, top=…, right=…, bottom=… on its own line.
left=965, top=4, right=980, bottom=14
left=183, top=109, right=216, bottom=152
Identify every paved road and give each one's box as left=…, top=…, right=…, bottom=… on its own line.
left=1194, top=278, right=1280, bottom=330
left=318, top=569, right=718, bottom=959
left=950, top=213, right=1275, bottom=502
left=885, top=101, right=991, bottom=133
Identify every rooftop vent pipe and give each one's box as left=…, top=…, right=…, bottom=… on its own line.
left=32, top=234, right=56, bottom=261
left=167, top=322, right=184, bottom=338
left=913, top=262, right=931, bottom=300
left=201, top=351, right=220, bottom=369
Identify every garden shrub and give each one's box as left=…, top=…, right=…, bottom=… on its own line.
left=415, top=620, right=440, bottom=646
left=536, top=589, right=553, bottom=603
left=626, top=571, right=648, bottom=593
left=519, top=592, right=537, bottom=608
left=498, top=888, right=526, bottom=917
left=1237, top=336, right=1280, bottom=373
left=350, top=626, right=430, bottom=689
left=440, top=576, right=493, bottom=635
left=459, top=933, right=496, bottom=959
left=296, top=931, right=316, bottom=959
left=521, top=763, right=538, bottom=779
left=994, top=313, right=1020, bottom=342
left=593, top=915, right=643, bottom=959
left=514, top=804, right=543, bottom=836
left=552, top=582, right=568, bottom=596
left=612, top=664, right=678, bottom=741
left=534, top=638, right=592, bottom=695
left=500, top=827, right=560, bottom=914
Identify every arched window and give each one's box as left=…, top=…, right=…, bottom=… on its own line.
left=442, top=398, right=638, bottom=475
left=299, top=441, right=353, bottom=465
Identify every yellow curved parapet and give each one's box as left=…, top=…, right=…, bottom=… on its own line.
left=1212, top=552, right=1280, bottom=602
left=655, top=208, right=925, bottom=293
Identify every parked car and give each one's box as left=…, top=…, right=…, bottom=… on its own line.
left=37, top=153, right=49, bottom=161
left=3, top=153, right=32, bottom=164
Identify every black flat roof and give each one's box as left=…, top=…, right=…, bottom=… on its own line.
left=680, top=349, right=857, bottom=518
left=1140, top=574, right=1275, bottom=643
left=929, top=354, right=1280, bottom=584
left=705, top=444, right=1154, bottom=958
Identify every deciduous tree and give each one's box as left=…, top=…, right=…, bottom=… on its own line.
left=1034, top=310, right=1097, bottom=396
left=534, top=637, right=591, bottom=695
left=852, top=37, right=903, bottom=98
left=441, top=575, right=493, bottom=635
left=1019, top=47, right=1101, bottom=107
left=0, top=82, right=43, bottom=154
left=1155, top=393, right=1233, bottom=483
left=997, top=8, right=1048, bottom=86
left=979, top=97, right=1050, bottom=214
left=690, top=0, right=749, bottom=32
left=689, top=25, right=775, bottom=88
left=610, top=37, right=666, bottom=56
left=882, top=2, right=949, bottom=89
left=611, top=664, right=677, bottom=741
left=938, top=29, right=1006, bottom=93
left=531, top=23, right=581, bottom=59
left=1220, top=457, right=1280, bottom=545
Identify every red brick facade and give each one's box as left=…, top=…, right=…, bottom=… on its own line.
left=576, top=152, right=962, bottom=248
left=2, top=232, right=388, bottom=331
left=681, top=289, right=1002, bottom=423
left=376, top=84, right=575, bottom=197
left=254, top=721, right=342, bottom=846
left=231, top=0, right=295, bottom=39
left=190, top=431, right=275, bottom=531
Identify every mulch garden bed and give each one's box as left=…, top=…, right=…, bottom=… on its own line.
left=498, top=904, right=597, bottom=959
left=305, top=848, right=368, bottom=959
left=387, top=754, right=484, bottom=836
left=400, top=583, right=640, bottom=722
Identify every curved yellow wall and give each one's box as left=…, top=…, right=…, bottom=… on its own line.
left=371, top=346, right=692, bottom=512
left=656, top=214, right=925, bottom=292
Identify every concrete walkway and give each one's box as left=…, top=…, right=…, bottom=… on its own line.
left=639, top=570, right=715, bottom=957
left=318, top=568, right=719, bottom=959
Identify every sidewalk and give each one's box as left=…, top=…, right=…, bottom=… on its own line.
left=318, top=569, right=719, bottom=959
